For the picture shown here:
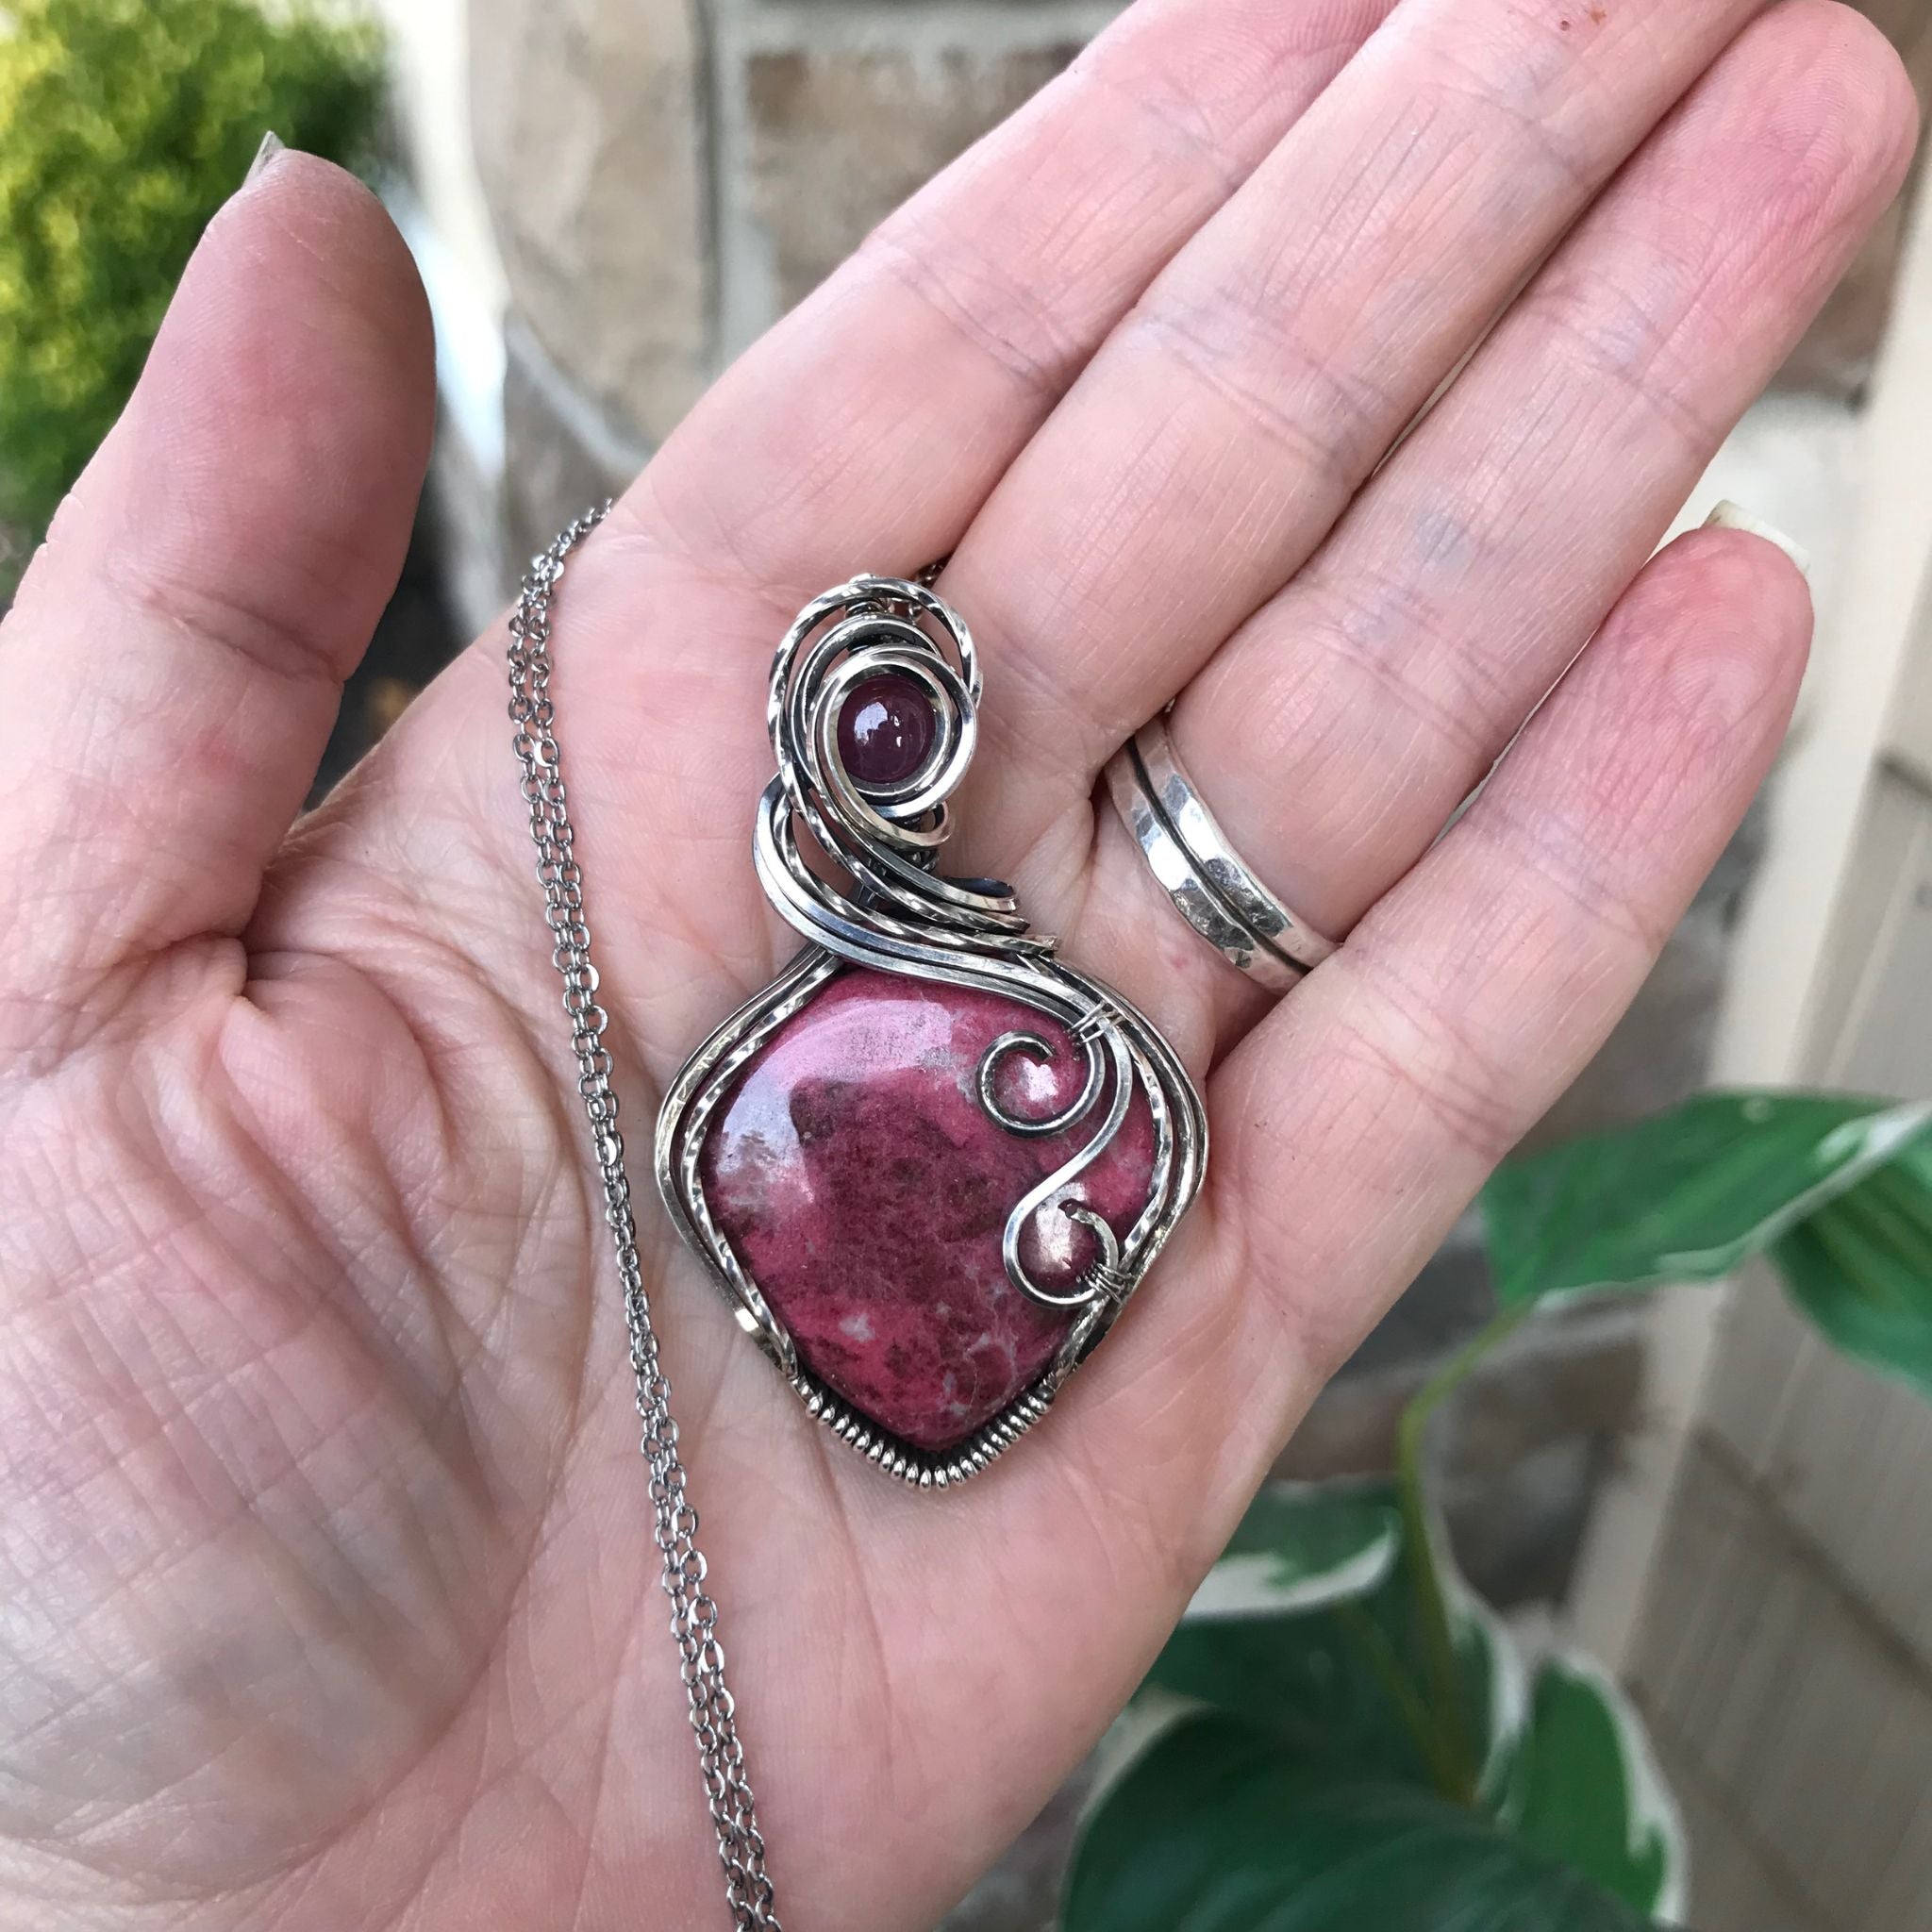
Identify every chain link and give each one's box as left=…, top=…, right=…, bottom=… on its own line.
left=508, top=504, right=781, bottom=1929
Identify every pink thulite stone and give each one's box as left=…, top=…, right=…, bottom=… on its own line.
left=700, top=969, right=1157, bottom=1452
left=837, top=674, right=936, bottom=789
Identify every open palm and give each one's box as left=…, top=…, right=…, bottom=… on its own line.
left=0, top=1, right=1913, bottom=1926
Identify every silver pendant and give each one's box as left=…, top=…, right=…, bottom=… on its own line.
left=655, top=576, right=1207, bottom=1486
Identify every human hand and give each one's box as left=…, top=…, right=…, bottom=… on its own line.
left=0, top=1, right=1914, bottom=1925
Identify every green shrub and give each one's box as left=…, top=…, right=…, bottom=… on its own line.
left=0, top=0, right=385, bottom=535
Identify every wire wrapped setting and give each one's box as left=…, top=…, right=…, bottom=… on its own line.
left=656, top=575, right=1207, bottom=1486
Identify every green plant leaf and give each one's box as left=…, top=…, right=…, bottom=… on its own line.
left=1770, top=1132, right=1932, bottom=1400
left=1180, top=1482, right=1402, bottom=1619
left=1063, top=1710, right=1657, bottom=1932
left=1080, top=1488, right=1410, bottom=1828
left=1144, top=1481, right=1523, bottom=1801
left=1498, top=1656, right=1684, bottom=1919
left=1482, top=1091, right=1932, bottom=1307
left=0, top=0, right=387, bottom=535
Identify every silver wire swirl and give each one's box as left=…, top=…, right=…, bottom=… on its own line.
left=754, top=576, right=1156, bottom=1308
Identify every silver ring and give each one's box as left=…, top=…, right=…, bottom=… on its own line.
left=1105, top=715, right=1338, bottom=992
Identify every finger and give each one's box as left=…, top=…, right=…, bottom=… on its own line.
left=1153, top=0, right=1915, bottom=968
left=617, top=0, right=1397, bottom=594
left=373, top=0, right=1399, bottom=1045
left=1065, top=0, right=1914, bottom=1057
left=0, top=152, right=433, bottom=1042
left=940, top=0, right=1772, bottom=871
left=1082, top=525, right=1812, bottom=1556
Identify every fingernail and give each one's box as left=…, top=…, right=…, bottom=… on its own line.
left=1703, top=499, right=1810, bottom=582
left=244, top=130, right=287, bottom=189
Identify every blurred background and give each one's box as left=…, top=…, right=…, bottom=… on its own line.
left=3, top=3, right=1930, bottom=1927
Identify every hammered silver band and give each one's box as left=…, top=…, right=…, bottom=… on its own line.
left=1106, top=715, right=1339, bottom=993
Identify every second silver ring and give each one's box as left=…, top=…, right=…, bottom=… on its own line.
left=1105, top=716, right=1339, bottom=994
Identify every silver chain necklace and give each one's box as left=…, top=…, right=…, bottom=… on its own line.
left=508, top=504, right=780, bottom=1929
left=506, top=504, right=1208, bottom=1926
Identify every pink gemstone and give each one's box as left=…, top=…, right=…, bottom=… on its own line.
left=837, top=675, right=936, bottom=789
left=700, top=970, right=1157, bottom=1452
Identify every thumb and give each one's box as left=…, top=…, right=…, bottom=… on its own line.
left=0, top=144, right=434, bottom=1052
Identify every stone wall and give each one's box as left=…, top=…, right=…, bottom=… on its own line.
left=470, top=0, right=1122, bottom=565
